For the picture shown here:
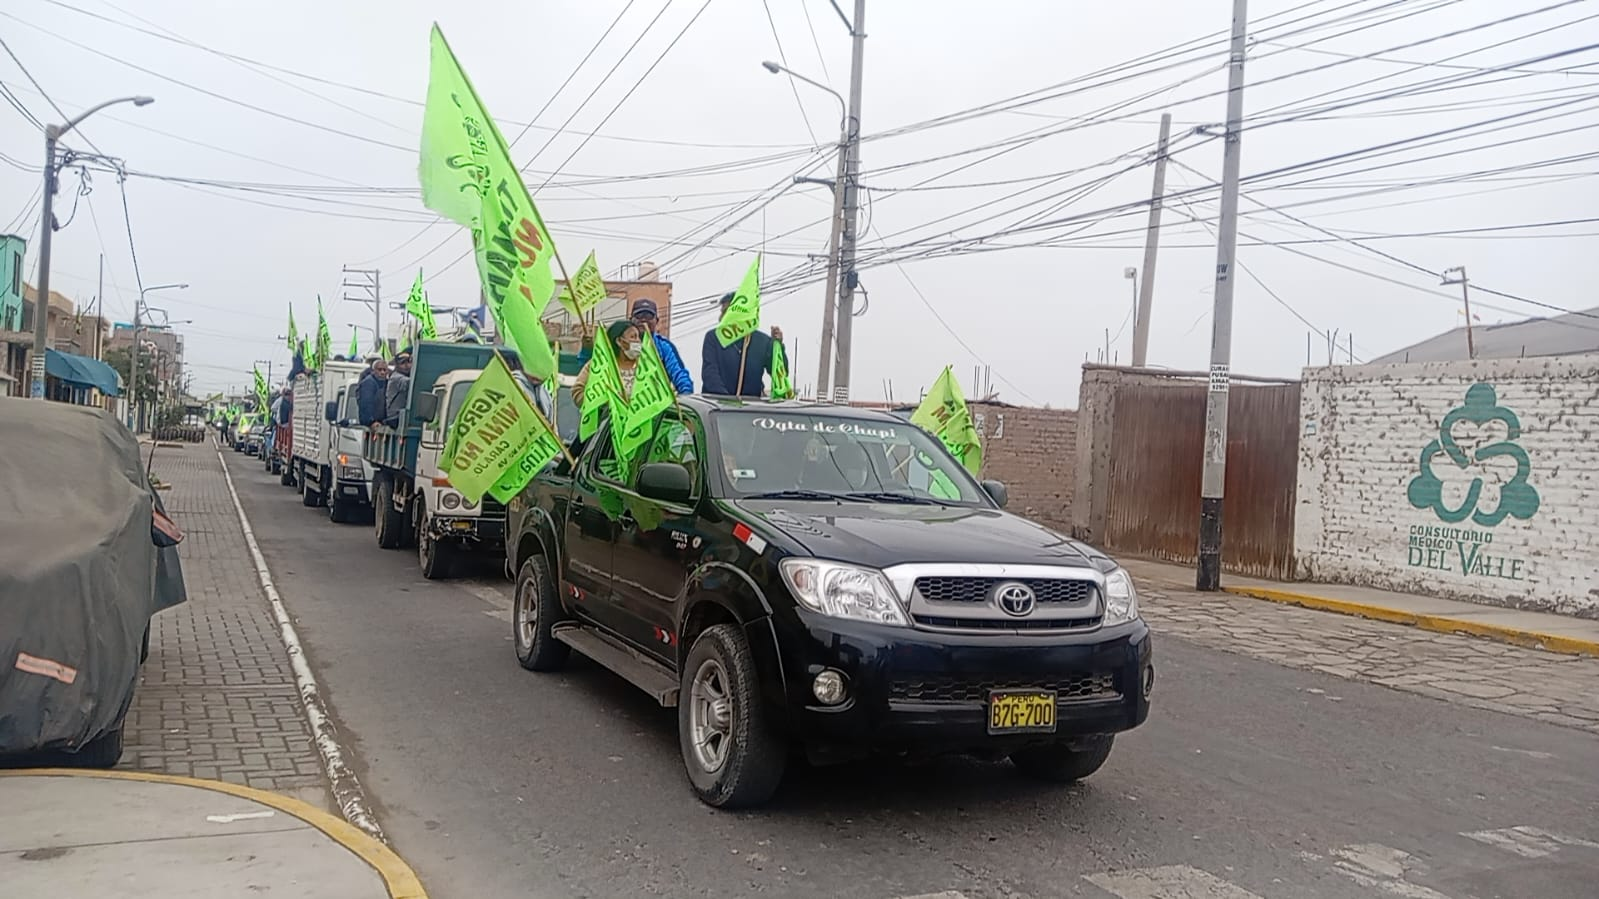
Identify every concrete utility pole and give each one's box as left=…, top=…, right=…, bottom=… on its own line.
left=1442, top=266, right=1476, bottom=358
left=831, top=0, right=867, bottom=404
left=1131, top=112, right=1172, bottom=368
left=129, top=283, right=186, bottom=432
left=342, top=266, right=382, bottom=348
left=29, top=95, right=153, bottom=399
left=1196, top=0, right=1249, bottom=592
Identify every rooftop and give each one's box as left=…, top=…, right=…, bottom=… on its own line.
left=1370, top=307, right=1599, bottom=364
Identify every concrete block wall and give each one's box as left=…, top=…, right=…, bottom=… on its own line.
left=1296, top=355, right=1599, bottom=618
left=970, top=401, right=1076, bottom=534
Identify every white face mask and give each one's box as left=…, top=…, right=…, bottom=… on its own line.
left=622, top=342, right=643, bottom=360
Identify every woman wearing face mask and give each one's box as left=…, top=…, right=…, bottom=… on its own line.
left=572, top=319, right=642, bottom=408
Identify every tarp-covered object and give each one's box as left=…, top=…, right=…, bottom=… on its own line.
left=0, top=399, right=186, bottom=755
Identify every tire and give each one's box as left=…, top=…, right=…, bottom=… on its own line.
left=279, top=463, right=294, bottom=487
left=513, top=555, right=569, bottom=671
left=678, top=623, right=786, bottom=808
left=375, top=477, right=404, bottom=549
left=70, top=727, right=124, bottom=768
left=418, top=506, right=456, bottom=580
left=329, top=487, right=354, bottom=524
left=301, top=470, right=320, bottom=507
left=295, top=462, right=307, bottom=495
left=1010, top=737, right=1115, bottom=783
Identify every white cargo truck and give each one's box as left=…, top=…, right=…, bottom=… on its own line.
left=291, top=360, right=374, bottom=523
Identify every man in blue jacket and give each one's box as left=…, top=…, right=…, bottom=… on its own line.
left=630, top=299, right=693, bottom=394
left=701, top=292, right=783, bottom=397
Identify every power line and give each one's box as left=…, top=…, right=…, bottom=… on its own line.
left=762, top=0, right=820, bottom=145
left=798, top=0, right=833, bottom=83
left=0, top=30, right=104, bottom=154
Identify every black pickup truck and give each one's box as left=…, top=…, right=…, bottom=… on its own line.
left=506, top=397, right=1153, bottom=808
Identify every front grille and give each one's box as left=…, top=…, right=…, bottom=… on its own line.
left=890, top=673, right=1119, bottom=704
left=914, top=576, right=1097, bottom=605
left=480, top=495, right=506, bottom=516
left=912, top=614, right=1101, bottom=631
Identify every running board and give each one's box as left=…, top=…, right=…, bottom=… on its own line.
left=552, top=623, right=679, bottom=708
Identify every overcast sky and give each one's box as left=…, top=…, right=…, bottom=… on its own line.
left=3, top=0, right=1596, bottom=403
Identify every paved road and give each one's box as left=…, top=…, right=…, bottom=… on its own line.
left=224, top=453, right=1599, bottom=899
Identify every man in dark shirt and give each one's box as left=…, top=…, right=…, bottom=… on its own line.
left=357, top=357, right=390, bottom=427
left=700, top=292, right=782, bottom=397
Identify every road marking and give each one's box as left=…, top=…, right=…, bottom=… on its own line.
left=206, top=810, right=276, bottom=824
left=460, top=582, right=511, bottom=610
left=482, top=608, right=513, bottom=622
left=1328, top=844, right=1454, bottom=899
left=1084, top=865, right=1265, bottom=898
left=217, top=448, right=386, bottom=843
left=1490, top=746, right=1555, bottom=760
left=894, top=893, right=970, bottom=899
left=1463, top=826, right=1599, bottom=859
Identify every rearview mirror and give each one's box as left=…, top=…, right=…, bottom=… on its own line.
left=412, top=391, right=440, bottom=424
left=324, top=401, right=338, bottom=422
left=637, top=462, right=693, bottom=504
left=980, top=479, right=1009, bottom=508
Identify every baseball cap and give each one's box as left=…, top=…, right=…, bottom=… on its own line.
left=631, top=299, right=659, bottom=319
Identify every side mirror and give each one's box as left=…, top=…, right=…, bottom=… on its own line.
left=980, top=479, right=1009, bottom=508
left=324, top=401, right=338, bottom=422
left=412, top=391, right=440, bottom=424
left=637, top=462, right=693, bottom=504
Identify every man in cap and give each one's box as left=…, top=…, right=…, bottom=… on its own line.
left=701, top=292, right=782, bottom=398
left=630, top=298, right=693, bottom=394
left=384, top=352, right=413, bottom=427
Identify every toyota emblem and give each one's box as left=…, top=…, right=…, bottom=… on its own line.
left=994, top=581, right=1036, bottom=617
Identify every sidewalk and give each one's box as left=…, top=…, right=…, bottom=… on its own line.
left=1123, top=558, right=1599, bottom=658
left=0, top=770, right=423, bottom=898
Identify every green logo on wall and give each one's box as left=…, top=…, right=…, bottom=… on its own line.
left=1406, top=383, right=1540, bottom=527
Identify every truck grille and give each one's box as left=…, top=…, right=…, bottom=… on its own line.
left=480, top=495, right=506, bottom=517
left=911, top=614, right=1100, bottom=631
left=890, top=673, right=1119, bottom=705
left=914, top=576, right=1097, bottom=605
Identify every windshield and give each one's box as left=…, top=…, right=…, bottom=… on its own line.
left=712, top=411, right=988, bottom=505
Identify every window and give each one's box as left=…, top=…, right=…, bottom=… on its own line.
left=712, top=411, right=987, bottom=505
left=643, top=416, right=701, bottom=495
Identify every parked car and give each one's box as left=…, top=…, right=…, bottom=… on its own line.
left=506, top=397, right=1153, bottom=808
left=0, top=400, right=187, bottom=767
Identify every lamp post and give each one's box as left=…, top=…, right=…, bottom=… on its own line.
left=1124, top=267, right=1138, bottom=361
left=129, top=283, right=187, bottom=431
left=30, top=95, right=154, bottom=399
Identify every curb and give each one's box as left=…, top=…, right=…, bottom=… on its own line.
left=0, top=769, right=427, bottom=898
left=1224, top=586, right=1599, bottom=659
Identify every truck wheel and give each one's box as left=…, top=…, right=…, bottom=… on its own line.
left=513, top=555, right=568, bottom=671
left=294, top=462, right=307, bottom=495
left=329, top=490, right=351, bottom=524
left=279, top=463, right=294, bottom=487
left=1010, top=737, right=1114, bottom=783
left=375, top=477, right=404, bottom=549
left=418, top=504, right=455, bottom=579
left=301, top=469, right=319, bottom=507
left=678, top=624, right=786, bottom=808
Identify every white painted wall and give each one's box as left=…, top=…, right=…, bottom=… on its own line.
left=1295, top=355, right=1599, bottom=618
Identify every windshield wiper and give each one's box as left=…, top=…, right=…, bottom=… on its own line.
left=745, top=488, right=853, bottom=501
left=843, top=491, right=945, bottom=505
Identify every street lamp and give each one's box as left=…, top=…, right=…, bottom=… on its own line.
left=129, top=283, right=187, bottom=432
left=1124, top=267, right=1139, bottom=361
left=30, top=95, right=154, bottom=399
left=763, top=60, right=851, bottom=402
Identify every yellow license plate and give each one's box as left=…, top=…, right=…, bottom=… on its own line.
left=988, top=690, right=1057, bottom=734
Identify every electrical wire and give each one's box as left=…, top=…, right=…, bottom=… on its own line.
left=0, top=30, right=104, bottom=154
left=762, top=0, right=820, bottom=146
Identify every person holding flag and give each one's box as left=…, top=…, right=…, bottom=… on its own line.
left=629, top=299, right=692, bottom=395
left=573, top=320, right=641, bottom=409
left=701, top=257, right=783, bottom=398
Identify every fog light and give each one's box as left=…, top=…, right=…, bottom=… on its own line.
left=812, top=670, right=847, bottom=705
left=1142, top=664, right=1155, bottom=699
left=441, top=492, right=461, bottom=510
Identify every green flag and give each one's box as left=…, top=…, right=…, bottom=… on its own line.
left=770, top=339, right=793, bottom=400
left=286, top=305, right=299, bottom=354
left=715, top=255, right=761, bottom=347
left=348, top=328, right=360, bottom=359
left=405, top=270, right=438, bottom=341
left=911, top=366, right=983, bottom=476
left=252, top=366, right=269, bottom=412
left=615, top=334, right=676, bottom=461
left=579, top=324, right=625, bottom=442
left=311, top=296, right=332, bottom=372
left=419, top=25, right=558, bottom=381
left=438, top=354, right=563, bottom=503
left=557, top=251, right=607, bottom=318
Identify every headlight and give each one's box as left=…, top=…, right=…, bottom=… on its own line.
left=441, top=492, right=461, bottom=510
left=778, top=558, right=908, bottom=627
left=460, top=496, right=478, bottom=510
left=1103, top=567, right=1139, bottom=625
left=338, top=465, right=364, bottom=480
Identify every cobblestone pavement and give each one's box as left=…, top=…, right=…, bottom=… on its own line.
left=1134, top=573, right=1599, bottom=734
left=124, top=442, right=327, bottom=803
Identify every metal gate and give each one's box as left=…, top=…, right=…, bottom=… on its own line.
left=1101, top=381, right=1300, bottom=579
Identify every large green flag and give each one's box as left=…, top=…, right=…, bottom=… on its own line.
left=439, top=353, right=563, bottom=503
left=347, top=328, right=360, bottom=359
left=911, top=366, right=984, bottom=476
left=770, top=339, right=793, bottom=399
left=578, top=324, right=625, bottom=442
left=615, top=334, right=676, bottom=461
left=557, top=251, right=607, bottom=318
left=312, top=296, right=332, bottom=373
left=419, top=25, right=558, bottom=380
left=715, top=255, right=761, bottom=347
left=405, top=270, right=438, bottom=341
left=253, top=366, right=269, bottom=412
left=286, top=305, right=299, bottom=355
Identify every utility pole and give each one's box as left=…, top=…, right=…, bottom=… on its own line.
left=342, top=266, right=382, bottom=349
left=814, top=145, right=846, bottom=402
left=93, top=254, right=103, bottom=359
left=1131, top=112, right=1172, bottom=368
left=1442, top=266, right=1476, bottom=358
left=29, top=130, right=59, bottom=399
left=1196, top=0, right=1249, bottom=592
left=830, top=0, right=867, bottom=404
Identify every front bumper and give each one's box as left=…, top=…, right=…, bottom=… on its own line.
left=333, top=478, right=371, bottom=505
left=766, top=612, right=1153, bottom=757
left=425, top=514, right=505, bottom=547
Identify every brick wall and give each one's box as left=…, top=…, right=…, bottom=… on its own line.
left=970, top=401, right=1076, bottom=533
left=1296, top=355, right=1599, bottom=618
